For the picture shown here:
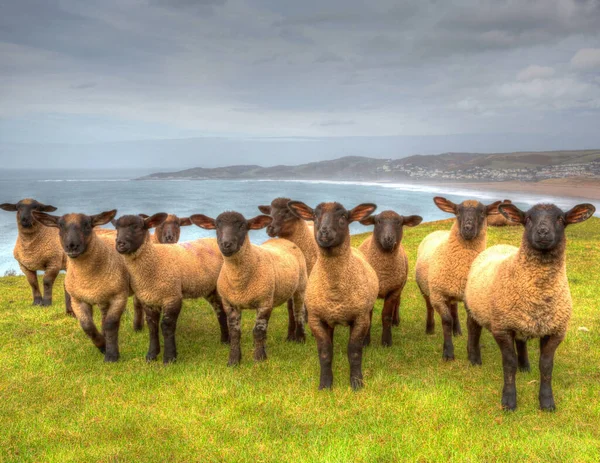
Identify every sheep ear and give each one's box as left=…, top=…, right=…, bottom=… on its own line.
left=486, top=200, right=503, bottom=216
left=247, top=215, right=272, bottom=230
left=91, top=210, right=117, bottom=227
left=359, top=215, right=376, bottom=226
left=138, top=214, right=149, bottom=219
left=258, top=205, right=272, bottom=215
left=0, top=203, right=18, bottom=212
left=565, top=204, right=595, bottom=225
left=498, top=204, right=525, bottom=224
left=110, top=219, right=117, bottom=227
left=403, top=215, right=423, bottom=227
left=503, top=199, right=512, bottom=204
left=288, top=201, right=315, bottom=221
left=349, top=203, right=377, bottom=223
left=179, top=217, right=193, bottom=227
left=433, top=197, right=457, bottom=214
left=144, top=213, right=168, bottom=230
left=39, top=204, right=57, bottom=212
left=32, top=211, right=60, bottom=228
left=190, top=214, right=216, bottom=229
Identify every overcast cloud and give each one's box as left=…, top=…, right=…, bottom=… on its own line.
left=1, top=0, right=599, bottom=168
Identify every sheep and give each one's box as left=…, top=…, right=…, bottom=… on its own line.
left=139, top=213, right=192, bottom=243
left=415, top=197, right=501, bottom=361
left=464, top=202, right=595, bottom=411
left=258, top=198, right=318, bottom=275
left=358, top=211, right=423, bottom=346
left=190, top=211, right=308, bottom=366
left=287, top=201, right=378, bottom=390
left=113, top=213, right=229, bottom=363
left=32, top=210, right=131, bottom=362
left=0, top=199, right=72, bottom=313
left=487, top=200, right=520, bottom=227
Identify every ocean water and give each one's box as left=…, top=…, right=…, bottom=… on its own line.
left=0, top=168, right=596, bottom=275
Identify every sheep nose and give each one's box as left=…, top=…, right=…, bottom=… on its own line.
left=222, top=241, right=233, bottom=250
left=538, top=227, right=550, bottom=237
left=116, top=239, right=127, bottom=248
left=165, top=235, right=174, bottom=242
left=464, top=222, right=474, bottom=231
left=66, top=242, right=78, bottom=251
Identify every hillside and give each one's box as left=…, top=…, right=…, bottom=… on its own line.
left=138, top=149, right=600, bottom=182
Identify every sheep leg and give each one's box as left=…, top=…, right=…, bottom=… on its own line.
left=21, top=266, right=42, bottom=306
left=286, top=299, right=297, bottom=342
left=515, top=339, right=530, bottom=372
left=226, top=305, right=242, bottom=366
left=144, top=307, right=161, bottom=361
left=161, top=299, right=182, bottom=364
left=363, top=308, right=373, bottom=347
left=292, top=292, right=306, bottom=343
left=132, top=296, right=145, bottom=332
left=382, top=290, right=400, bottom=347
left=64, top=284, right=74, bottom=317
left=206, top=291, right=230, bottom=344
left=348, top=314, right=370, bottom=390
left=422, top=291, right=435, bottom=335
left=432, top=295, right=455, bottom=361
left=450, top=302, right=462, bottom=336
left=466, top=314, right=482, bottom=366
left=539, top=334, right=563, bottom=411
left=101, top=298, right=126, bottom=363
left=253, top=306, right=273, bottom=362
left=309, top=315, right=334, bottom=390
left=41, top=267, right=60, bottom=307
left=392, top=296, right=400, bottom=326
left=73, top=300, right=106, bottom=354
left=493, top=330, right=518, bottom=411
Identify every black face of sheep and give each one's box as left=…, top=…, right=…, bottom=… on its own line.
left=359, top=211, right=423, bottom=252
left=499, top=203, right=596, bottom=252
left=156, top=214, right=192, bottom=244
left=190, top=211, right=272, bottom=257
left=32, top=211, right=117, bottom=258
left=1, top=199, right=57, bottom=230
left=288, top=201, right=377, bottom=249
left=114, top=213, right=168, bottom=254
left=434, top=197, right=501, bottom=241
left=258, top=197, right=298, bottom=238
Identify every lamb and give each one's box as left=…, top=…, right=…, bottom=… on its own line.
left=287, top=201, right=378, bottom=390
left=258, top=198, right=319, bottom=275
left=113, top=213, right=229, bottom=364
left=358, top=211, right=423, bottom=346
left=190, top=211, right=307, bottom=366
left=487, top=200, right=520, bottom=227
left=415, top=197, right=501, bottom=361
left=464, top=202, right=595, bottom=411
left=32, top=210, right=131, bottom=362
left=1, top=199, right=71, bottom=313
left=139, top=213, right=192, bottom=243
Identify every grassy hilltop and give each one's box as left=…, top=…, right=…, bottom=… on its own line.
left=1, top=219, right=599, bottom=462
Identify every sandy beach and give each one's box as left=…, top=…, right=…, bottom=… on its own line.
left=430, top=178, right=600, bottom=202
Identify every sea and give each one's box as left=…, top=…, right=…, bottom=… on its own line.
left=0, top=168, right=596, bottom=275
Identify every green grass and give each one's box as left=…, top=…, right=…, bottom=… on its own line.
left=1, top=219, right=599, bottom=462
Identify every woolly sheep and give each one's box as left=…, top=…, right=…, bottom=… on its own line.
left=415, top=197, right=501, bottom=361
left=1, top=199, right=71, bottom=313
left=139, top=213, right=193, bottom=244
left=358, top=210, right=423, bottom=346
left=464, top=202, right=595, bottom=411
left=288, top=201, right=378, bottom=390
left=113, top=213, right=228, bottom=363
left=190, top=211, right=308, bottom=366
left=33, top=210, right=130, bottom=362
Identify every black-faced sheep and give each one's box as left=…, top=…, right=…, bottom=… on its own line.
left=288, top=201, right=378, bottom=390
left=1, top=199, right=71, bottom=313
left=32, top=210, right=129, bottom=362
left=113, top=213, right=228, bottom=364
left=358, top=211, right=423, bottom=346
left=190, top=211, right=308, bottom=366
left=415, top=197, right=501, bottom=361
left=139, top=213, right=192, bottom=244
left=464, top=202, right=595, bottom=411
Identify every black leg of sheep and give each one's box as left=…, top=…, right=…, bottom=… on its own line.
left=493, top=330, right=518, bottom=411
left=145, top=307, right=161, bottom=361
left=539, top=334, right=563, bottom=411
left=161, top=300, right=182, bottom=364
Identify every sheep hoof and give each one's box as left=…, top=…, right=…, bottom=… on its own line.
left=104, top=353, right=119, bottom=363
left=350, top=377, right=364, bottom=391
left=294, top=334, right=306, bottom=344
left=163, top=357, right=177, bottom=365
left=381, top=339, right=392, bottom=347
left=442, top=353, right=455, bottom=362
left=392, top=319, right=400, bottom=327
left=33, top=298, right=43, bottom=306
left=502, top=394, right=517, bottom=411
left=540, top=402, right=556, bottom=412
left=254, top=349, right=267, bottom=362
left=133, top=323, right=144, bottom=332
left=468, top=356, right=482, bottom=366
left=318, top=382, right=333, bottom=390
left=146, top=353, right=158, bottom=362
left=220, top=337, right=231, bottom=345
left=228, top=359, right=240, bottom=367
left=286, top=334, right=297, bottom=342
left=453, top=328, right=462, bottom=337
left=41, top=299, right=52, bottom=307
left=425, top=326, right=435, bottom=335
left=519, top=364, right=531, bottom=373
left=66, top=310, right=76, bottom=318
left=97, top=345, right=106, bottom=354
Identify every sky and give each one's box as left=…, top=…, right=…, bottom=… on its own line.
left=1, top=0, right=600, bottom=169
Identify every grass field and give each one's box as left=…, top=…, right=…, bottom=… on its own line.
left=1, top=218, right=599, bottom=462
